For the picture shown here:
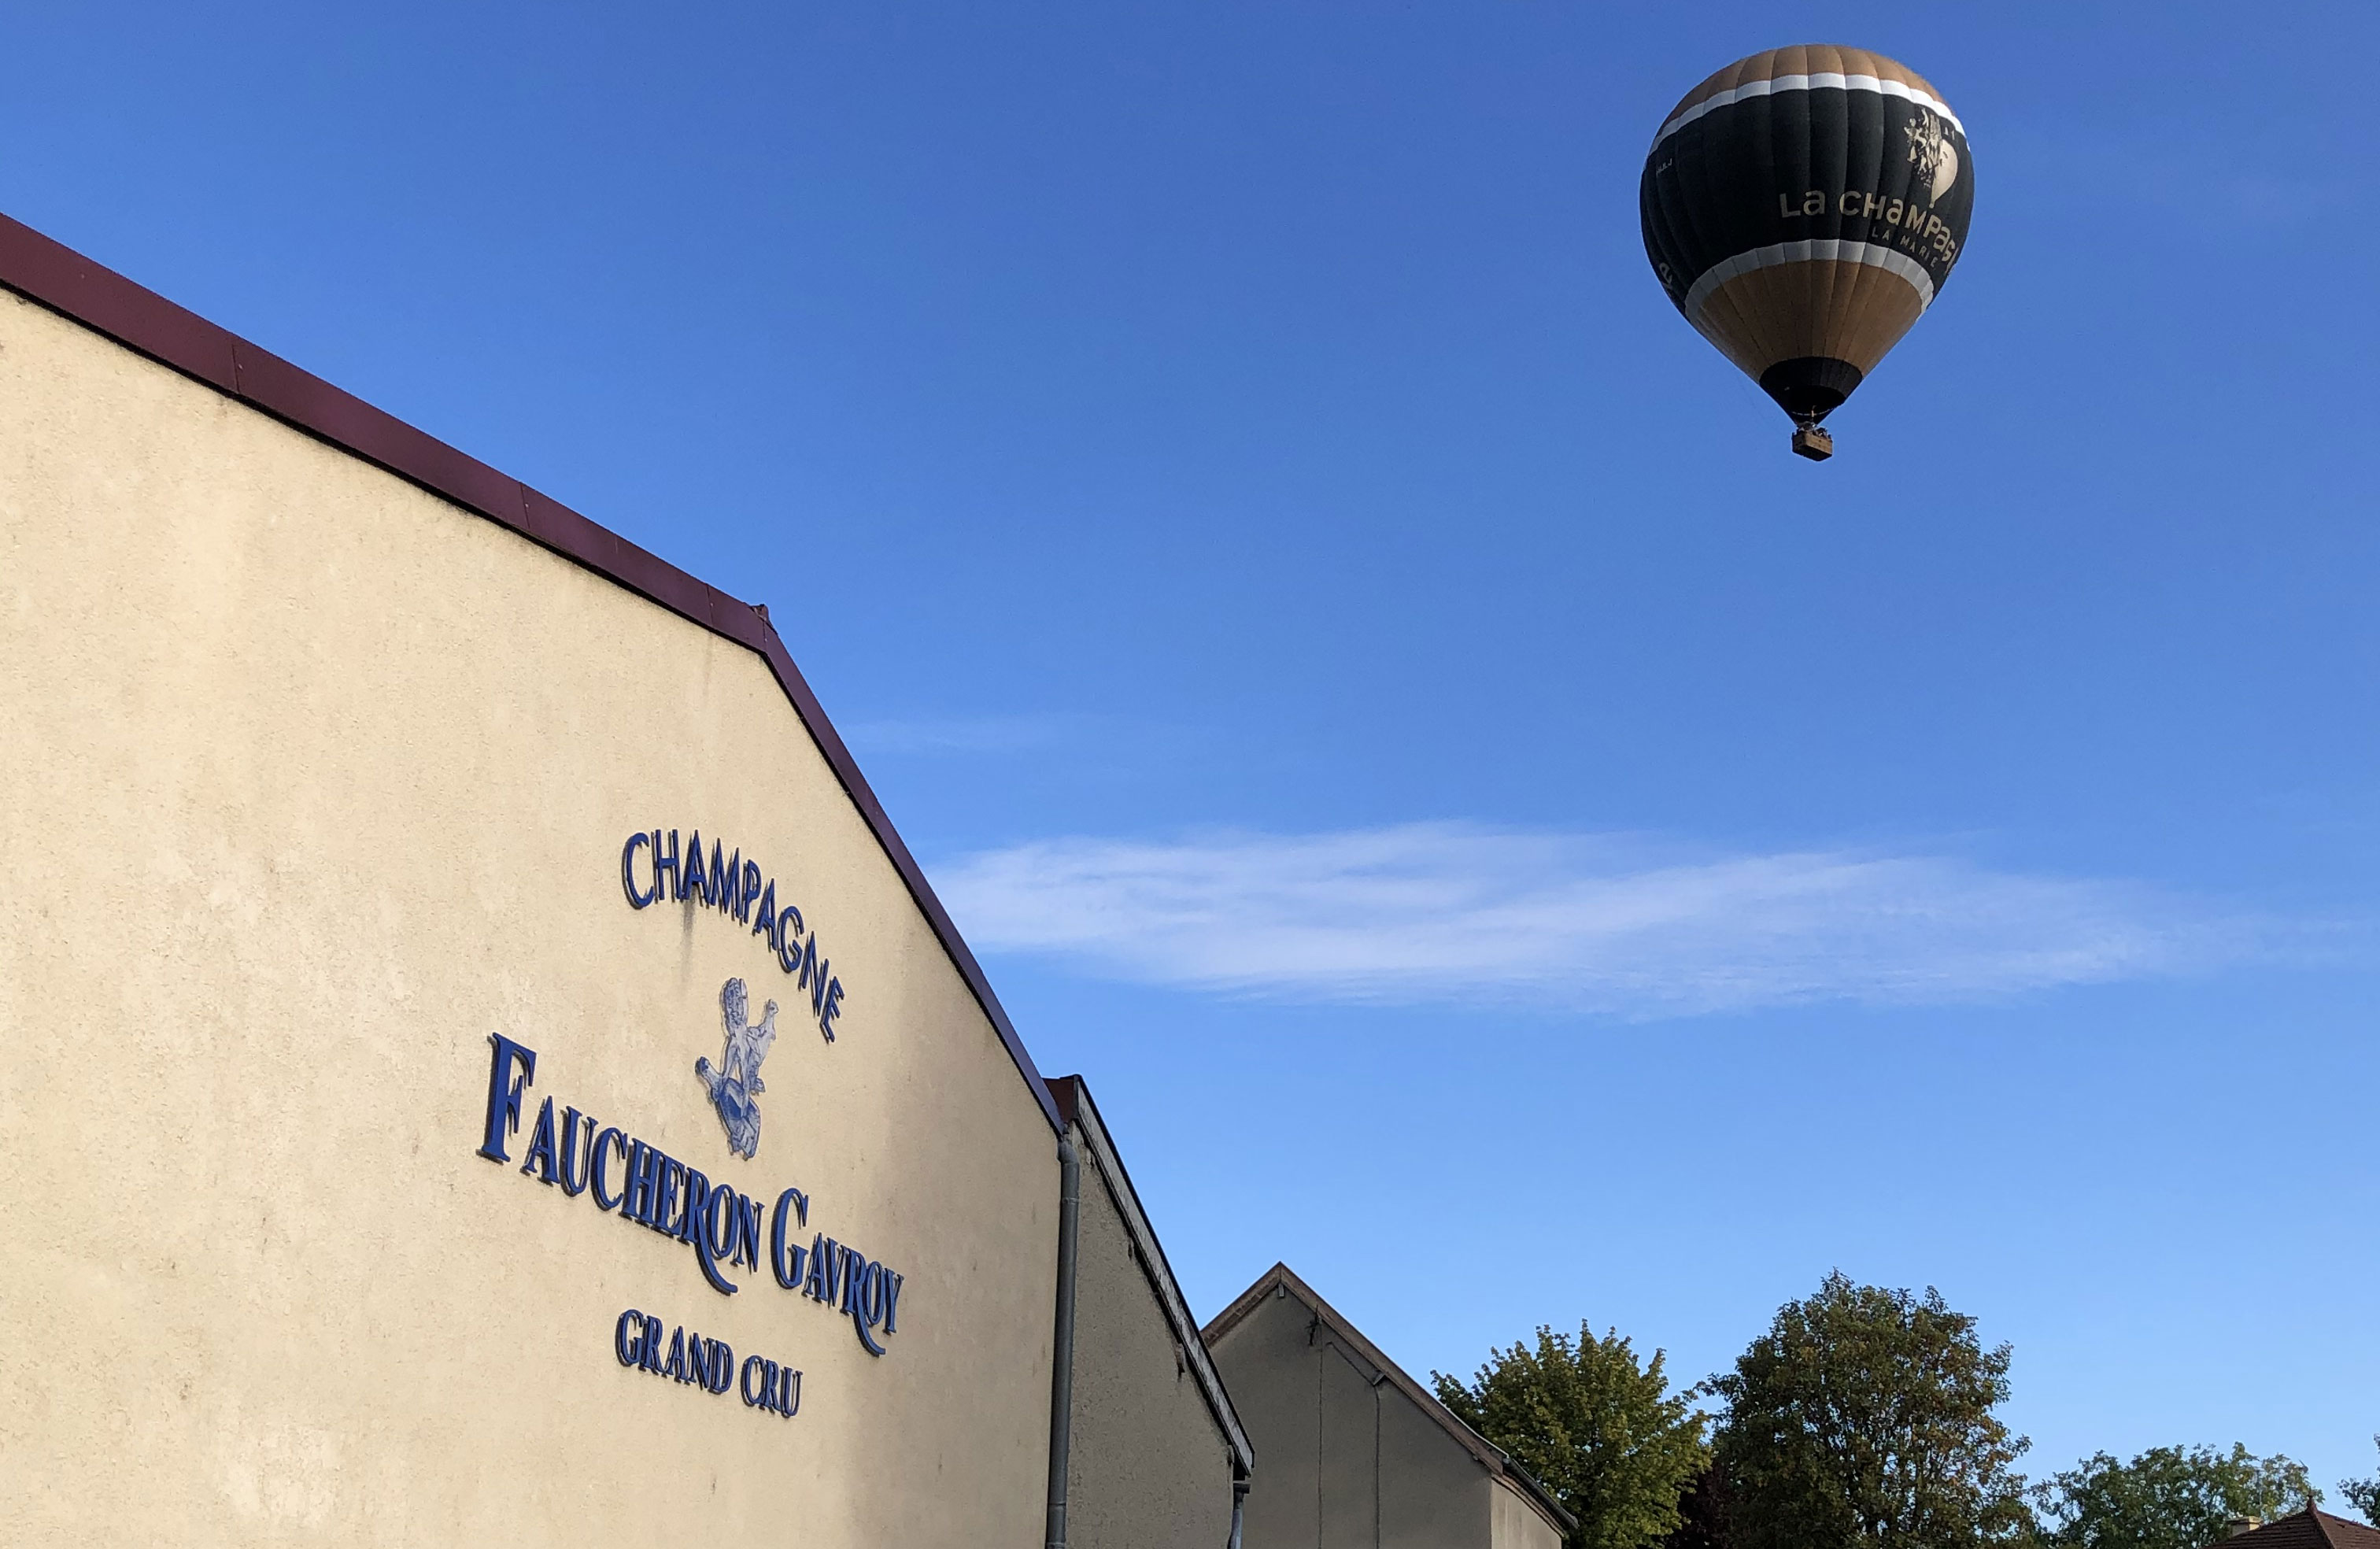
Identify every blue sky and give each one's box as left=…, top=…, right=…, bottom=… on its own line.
left=7, top=0, right=2374, bottom=1498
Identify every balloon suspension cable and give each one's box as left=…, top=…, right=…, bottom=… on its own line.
left=1791, top=416, right=1835, bottom=462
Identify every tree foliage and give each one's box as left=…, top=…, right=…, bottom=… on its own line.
left=1434, top=1322, right=1712, bottom=1549
left=1662, top=1461, right=1740, bottom=1549
left=2340, top=1437, right=2379, bottom=1525
left=1706, top=1270, right=2031, bottom=1549
left=2034, top=1443, right=2320, bottom=1549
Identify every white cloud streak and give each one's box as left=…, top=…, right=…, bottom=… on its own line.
left=933, top=823, right=2272, bottom=1015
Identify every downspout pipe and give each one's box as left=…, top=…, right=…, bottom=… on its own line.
left=1044, top=1135, right=1082, bottom=1549
left=1226, top=1473, right=1248, bottom=1549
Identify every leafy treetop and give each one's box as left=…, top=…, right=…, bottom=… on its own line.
left=1706, top=1270, right=2031, bottom=1549
left=1435, top=1322, right=1711, bottom=1549
left=2338, top=1438, right=2378, bottom=1526
left=2033, top=1442, right=2321, bottom=1549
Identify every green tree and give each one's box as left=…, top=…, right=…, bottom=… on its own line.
left=1662, top=1461, right=1740, bottom=1549
left=2034, top=1444, right=2320, bottom=1549
left=2339, top=1437, right=2378, bottom=1525
left=1706, top=1270, right=2031, bottom=1549
left=1434, top=1322, right=1713, bottom=1549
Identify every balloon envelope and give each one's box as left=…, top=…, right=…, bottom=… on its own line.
left=1639, top=45, right=1974, bottom=427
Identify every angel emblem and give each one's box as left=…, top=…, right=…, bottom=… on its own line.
left=1904, top=109, right=1959, bottom=204
left=695, top=977, right=778, bottom=1159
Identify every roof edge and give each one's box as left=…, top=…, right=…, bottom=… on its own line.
left=0, top=208, right=1061, bottom=1137
left=1203, top=1262, right=1577, bottom=1535
left=1048, top=1076, right=1253, bottom=1476
left=2231, top=1507, right=2380, bottom=1549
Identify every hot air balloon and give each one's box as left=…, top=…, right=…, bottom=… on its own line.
left=1639, top=45, right=1974, bottom=460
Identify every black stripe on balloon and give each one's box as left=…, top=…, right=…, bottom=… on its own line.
left=1639, top=86, right=1974, bottom=309
left=1757, top=357, right=1864, bottom=422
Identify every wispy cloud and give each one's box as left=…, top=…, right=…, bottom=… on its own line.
left=934, top=823, right=2284, bottom=1015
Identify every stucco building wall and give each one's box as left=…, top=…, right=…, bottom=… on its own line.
left=0, top=280, right=1062, bottom=1545
left=1378, top=1372, right=1508, bottom=1547
left=1493, top=1481, right=1567, bottom=1549
left=1221, top=1288, right=1495, bottom=1548
left=1062, top=1128, right=1237, bottom=1549
left=1215, top=1285, right=1326, bottom=1544
left=1206, top=1266, right=1571, bottom=1549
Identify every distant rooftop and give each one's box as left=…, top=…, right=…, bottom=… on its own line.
left=2208, top=1507, right=2380, bottom=1549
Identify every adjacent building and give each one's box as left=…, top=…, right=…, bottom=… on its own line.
left=1205, top=1262, right=1574, bottom=1549
left=1048, top=1076, right=1255, bottom=1547
left=2210, top=1510, right=2380, bottom=1549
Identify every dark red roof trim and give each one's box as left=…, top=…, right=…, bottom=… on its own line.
left=0, top=209, right=1062, bottom=1135
left=2216, top=1510, right=2380, bottom=1549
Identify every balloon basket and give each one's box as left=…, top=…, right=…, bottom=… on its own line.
left=1791, top=423, right=1835, bottom=461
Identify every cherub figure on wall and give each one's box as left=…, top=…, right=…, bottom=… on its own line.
left=695, top=976, right=777, bottom=1159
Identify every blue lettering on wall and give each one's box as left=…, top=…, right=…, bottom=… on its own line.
left=615, top=1307, right=790, bottom=1416
left=740, top=1353, right=803, bottom=1418
left=479, top=1040, right=908, bottom=1356
left=621, top=830, right=849, bottom=1044
left=556, top=1108, right=592, bottom=1197
left=769, top=1188, right=809, bottom=1289
left=589, top=1127, right=627, bottom=1211
left=620, top=832, right=656, bottom=908
left=519, top=1097, right=559, bottom=1185
left=476, top=1035, right=538, bottom=1163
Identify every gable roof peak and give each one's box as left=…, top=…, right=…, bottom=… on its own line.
left=1203, top=1261, right=1576, bottom=1536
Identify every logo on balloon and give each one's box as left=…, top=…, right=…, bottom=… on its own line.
left=1905, top=110, right=1959, bottom=203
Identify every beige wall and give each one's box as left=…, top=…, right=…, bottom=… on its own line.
left=0, top=287, right=1061, bottom=1544
left=1062, top=1128, right=1236, bottom=1549
left=1492, top=1479, right=1567, bottom=1549
left=1380, top=1380, right=1502, bottom=1549
left=1210, top=1285, right=1567, bottom=1549
left=1212, top=1288, right=1325, bottom=1545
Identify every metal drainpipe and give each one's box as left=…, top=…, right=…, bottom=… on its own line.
left=1226, top=1474, right=1248, bottom=1549
left=1044, top=1135, right=1082, bottom=1549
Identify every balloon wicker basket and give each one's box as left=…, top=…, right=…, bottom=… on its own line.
left=1791, top=423, right=1835, bottom=462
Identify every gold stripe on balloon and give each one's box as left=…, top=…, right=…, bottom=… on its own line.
left=1659, top=44, right=1952, bottom=131
left=1685, top=257, right=1931, bottom=380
